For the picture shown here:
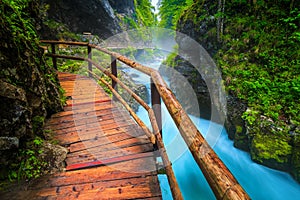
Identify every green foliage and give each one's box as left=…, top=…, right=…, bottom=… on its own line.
left=163, top=45, right=180, bottom=67
left=54, top=46, right=87, bottom=73
left=123, top=16, right=139, bottom=29
left=216, top=1, right=300, bottom=130
left=163, top=0, right=299, bottom=177
left=58, top=87, right=67, bottom=106
left=43, top=19, right=81, bottom=41
left=121, top=0, right=156, bottom=29
left=291, top=140, right=300, bottom=180
left=1, top=0, right=64, bottom=185
left=32, top=115, right=45, bottom=134
left=1, top=0, right=40, bottom=55
left=158, top=0, right=193, bottom=29
left=59, top=59, right=83, bottom=73
left=7, top=137, right=47, bottom=182
left=134, top=0, right=156, bottom=27
left=18, top=137, right=47, bottom=180
left=251, top=134, right=292, bottom=164
left=242, top=109, right=259, bottom=125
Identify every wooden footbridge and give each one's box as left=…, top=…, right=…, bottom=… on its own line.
left=3, top=40, right=250, bottom=200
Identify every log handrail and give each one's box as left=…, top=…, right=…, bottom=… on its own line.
left=40, top=40, right=250, bottom=200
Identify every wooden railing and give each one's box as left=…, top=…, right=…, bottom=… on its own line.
left=41, top=40, right=250, bottom=200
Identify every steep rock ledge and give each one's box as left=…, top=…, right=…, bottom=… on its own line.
left=0, top=0, right=63, bottom=175
left=172, top=0, right=299, bottom=182
left=40, top=0, right=135, bottom=40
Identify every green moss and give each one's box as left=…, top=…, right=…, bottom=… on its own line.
left=158, top=0, right=193, bottom=29
left=133, top=0, right=156, bottom=27
left=236, top=125, right=243, bottom=134
left=43, top=19, right=80, bottom=40
left=291, top=146, right=300, bottom=181
left=251, top=134, right=292, bottom=167
left=215, top=3, right=300, bottom=127
left=32, top=115, right=45, bottom=135
left=1, top=0, right=63, bottom=184
left=233, top=125, right=249, bottom=151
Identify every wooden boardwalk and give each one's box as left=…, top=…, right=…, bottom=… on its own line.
left=1, top=72, right=161, bottom=200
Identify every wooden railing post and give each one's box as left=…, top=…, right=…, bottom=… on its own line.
left=111, top=56, right=117, bottom=90
left=51, top=43, right=57, bottom=70
left=151, top=78, right=162, bottom=135
left=40, top=40, right=250, bottom=199
left=88, top=45, right=92, bottom=77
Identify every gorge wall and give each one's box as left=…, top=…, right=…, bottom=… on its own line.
left=0, top=0, right=63, bottom=176
left=40, top=0, right=135, bottom=40
left=170, top=0, right=299, bottom=182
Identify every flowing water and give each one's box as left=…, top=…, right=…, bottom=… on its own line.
left=121, top=57, right=300, bottom=200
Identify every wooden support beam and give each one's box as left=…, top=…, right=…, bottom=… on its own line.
left=151, top=78, right=162, bottom=135
left=66, top=152, right=154, bottom=171
left=88, top=46, right=92, bottom=77
left=111, top=55, right=117, bottom=90
left=41, top=40, right=250, bottom=200
left=51, top=43, right=57, bottom=70
left=150, top=71, right=250, bottom=200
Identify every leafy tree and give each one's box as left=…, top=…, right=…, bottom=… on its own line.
left=158, top=0, right=193, bottom=29
left=134, top=0, right=157, bottom=26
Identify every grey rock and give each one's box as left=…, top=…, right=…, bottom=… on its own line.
left=109, top=0, right=134, bottom=14
left=41, top=142, right=68, bottom=172
left=40, top=0, right=135, bottom=39
left=0, top=137, right=19, bottom=150
left=0, top=80, right=26, bottom=102
left=1, top=1, right=63, bottom=174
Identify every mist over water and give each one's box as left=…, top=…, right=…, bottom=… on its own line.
left=121, top=55, right=300, bottom=200
left=110, top=2, right=300, bottom=198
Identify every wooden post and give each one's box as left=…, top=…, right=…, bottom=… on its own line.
left=151, top=71, right=250, bottom=200
left=51, top=43, right=57, bottom=70
left=151, top=78, right=162, bottom=135
left=111, top=56, right=117, bottom=90
left=39, top=40, right=250, bottom=199
left=88, top=46, right=92, bottom=77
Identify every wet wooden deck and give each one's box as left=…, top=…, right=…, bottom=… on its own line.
left=1, top=72, right=161, bottom=199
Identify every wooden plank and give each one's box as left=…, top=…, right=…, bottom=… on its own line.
left=65, top=143, right=153, bottom=165
left=0, top=71, right=162, bottom=200
left=50, top=121, right=137, bottom=136
left=34, top=175, right=161, bottom=199
left=45, top=115, right=133, bottom=131
left=55, top=127, right=139, bottom=145
left=65, top=99, right=111, bottom=107
left=50, top=102, right=116, bottom=118
left=62, top=101, right=117, bottom=112
left=66, top=152, right=154, bottom=171
left=48, top=107, right=130, bottom=125
left=67, top=135, right=150, bottom=153
left=30, top=157, right=158, bottom=189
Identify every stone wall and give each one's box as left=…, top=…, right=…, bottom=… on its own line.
left=172, top=0, right=299, bottom=182
left=40, top=0, right=135, bottom=39
left=0, top=0, right=63, bottom=168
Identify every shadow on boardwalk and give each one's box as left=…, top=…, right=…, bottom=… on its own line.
left=0, top=72, right=161, bottom=200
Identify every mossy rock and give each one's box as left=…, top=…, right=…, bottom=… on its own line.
left=291, top=135, right=300, bottom=182
left=250, top=134, right=292, bottom=171
left=291, top=146, right=300, bottom=182
left=233, top=125, right=249, bottom=151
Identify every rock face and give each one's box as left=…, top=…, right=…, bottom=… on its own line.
left=173, top=0, right=299, bottom=182
left=41, top=142, right=68, bottom=172
left=108, top=0, right=134, bottom=15
left=225, top=96, right=248, bottom=151
left=40, top=0, right=135, bottom=39
left=176, top=0, right=221, bottom=57
left=172, top=0, right=246, bottom=148
left=165, top=0, right=226, bottom=123
left=160, top=58, right=212, bottom=120
left=0, top=0, right=62, bottom=171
